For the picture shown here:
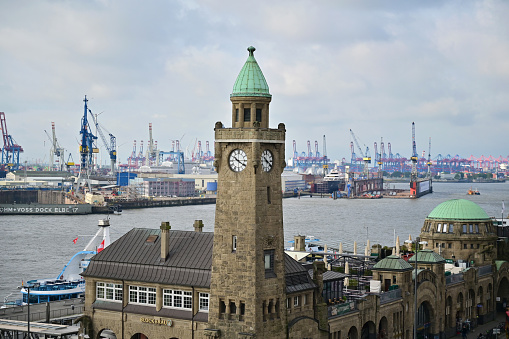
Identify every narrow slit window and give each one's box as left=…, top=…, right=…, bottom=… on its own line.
left=244, top=108, right=251, bottom=122
left=235, top=109, right=239, bottom=122
left=256, top=108, right=262, bottom=122
left=267, top=186, right=271, bottom=204
left=232, top=235, right=237, bottom=252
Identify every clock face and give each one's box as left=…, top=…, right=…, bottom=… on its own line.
left=261, top=149, right=273, bottom=172
left=229, top=149, right=247, bottom=172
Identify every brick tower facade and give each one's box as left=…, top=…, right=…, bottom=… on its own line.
left=208, top=46, right=287, bottom=338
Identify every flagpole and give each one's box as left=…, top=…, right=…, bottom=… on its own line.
left=502, top=200, right=505, bottom=228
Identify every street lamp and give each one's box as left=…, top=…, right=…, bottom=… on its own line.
left=18, top=284, right=30, bottom=338
left=405, top=237, right=428, bottom=339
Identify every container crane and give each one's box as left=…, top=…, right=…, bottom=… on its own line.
left=88, top=107, right=117, bottom=175
left=1, top=112, right=24, bottom=170
left=322, top=135, right=328, bottom=175
left=410, top=122, right=418, bottom=182
left=427, top=137, right=432, bottom=178
left=349, top=129, right=371, bottom=178
left=146, top=123, right=158, bottom=165
left=77, top=96, right=98, bottom=192
left=44, top=122, right=65, bottom=171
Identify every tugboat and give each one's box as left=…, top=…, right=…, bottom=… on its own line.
left=467, top=188, right=480, bottom=195
left=19, top=219, right=111, bottom=304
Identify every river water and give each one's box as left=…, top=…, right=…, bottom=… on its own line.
left=1, top=182, right=508, bottom=301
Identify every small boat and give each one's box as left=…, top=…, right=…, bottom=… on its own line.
left=19, top=219, right=111, bottom=304
left=467, top=188, right=480, bottom=195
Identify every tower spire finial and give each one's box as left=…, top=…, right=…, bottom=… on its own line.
left=247, top=46, right=256, bottom=56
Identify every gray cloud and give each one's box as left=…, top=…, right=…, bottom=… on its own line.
left=0, top=0, right=508, bottom=166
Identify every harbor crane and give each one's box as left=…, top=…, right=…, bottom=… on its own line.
left=77, top=96, right=99, bottom=192
left=0, top=112, right=24, bottom=170
left=349, top=129, right=371, bottom=178
left=44, top=122, right=65, bottom=171
left=88, top=109, right=117, bottom=175
left=427, top=137, right=432, bottom=179
left=322, top=135, right=328, bottom=175
left=410, top=122, right=418, bottom=182
left=146, top=123, right=158, bottom=165
left=375, top=138, right=383, bottom=178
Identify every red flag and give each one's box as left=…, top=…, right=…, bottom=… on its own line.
left=97, top=240, right=105, bottom=253
left=73, top=237, right=78, bottom=244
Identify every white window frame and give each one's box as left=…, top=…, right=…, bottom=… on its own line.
left=96, top=282, right=123, bottom=302
left=293, top=296, right=299, bottom=307
left=199, top=292, right=209, bottom=312
left=163, top=289, right=192, bottom=310
left=129, top=285, right=156, bottom=306
left=232, top=235, right=237, bottom=252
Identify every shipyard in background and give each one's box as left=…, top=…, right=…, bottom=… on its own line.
left=0, top=104, right=507, bottom=214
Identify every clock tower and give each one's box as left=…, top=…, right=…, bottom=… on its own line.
left=208, top=46, right=287, bottom=338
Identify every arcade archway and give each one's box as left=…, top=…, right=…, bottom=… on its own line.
left=497, top=277, right=509, bottom=312
left=361, top=321, right=376, bottom=339
left=98, top=329, right=117, bottom=339
left=378, top=316, right=388, bottom=338
left=417, top=301, right=432, bottom=339
left=348, top=326, right=359, bottom=339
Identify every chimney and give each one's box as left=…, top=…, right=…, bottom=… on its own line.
left=160, top=221, right=171, bottom=261
left=294, top=235, right=306, bottom=251
left=193, top=220, right=204, bottom=232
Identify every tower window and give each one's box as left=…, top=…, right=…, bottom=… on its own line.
left=244, top=108, right=251, bottom=122
left=230, top=301, right=237, bottom=314
left=256, top=108, right=262, bottom=122
left=232, top=235, right=237, bottom=252
left=264, top=249, right=276, bottom=278
left=462, top=224, right=467, bottom=233
left=235, top=109, right=239, bottom=122
left=449, top=224, right=454, bottom=233
left=219, top=299, right=226, bottom=314
left=267, top=186, right=271, bottom=204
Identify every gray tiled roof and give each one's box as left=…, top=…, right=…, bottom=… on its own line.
left=83, top=228, right=213, bottom=287
left=285, top=255, right=317, bottom=294
left=83, top=227, right=317, bottom=294
left=308, top=270, right=348, bottom=281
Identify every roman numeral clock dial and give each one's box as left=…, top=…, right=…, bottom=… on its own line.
left=229, top=149, right=247, bottom=172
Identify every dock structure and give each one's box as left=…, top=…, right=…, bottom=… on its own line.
left=348, top=177, right=384, bottom=197
left=0, top=298, right=83, bottom=339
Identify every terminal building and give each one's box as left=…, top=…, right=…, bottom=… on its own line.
left=80, top=47, right=509, bottom=339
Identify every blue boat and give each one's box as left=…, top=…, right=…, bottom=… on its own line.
left=19, top=219, right=111, bottom=304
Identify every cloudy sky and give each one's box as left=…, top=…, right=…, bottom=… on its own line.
left=1, top=0, right=508, bottom=167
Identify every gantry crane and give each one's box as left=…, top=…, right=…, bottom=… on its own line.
left=349, top=129, right=371, bottom=178
left=88, top=109, right=117, bottom=175
left=44, top=122, right=65, bottom=171
left=410, top=122, right=418, bottom=182
left=0, top=112, right=24, bottom=170
left=77, top=96, right=98, bottom=192
left=427, top=137, right=432, bottom=178
left=376, top=138, right=383, bottom=178
left=146, top=123, right=158, bottom=165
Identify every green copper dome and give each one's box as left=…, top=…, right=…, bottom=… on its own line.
left=231, top=46, right=271, bottom=98
left=373, top=255, right=413, bottom=271
left=427, top=199, right=490, bottom=221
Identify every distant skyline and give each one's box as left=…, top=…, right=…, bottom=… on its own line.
left=1, top=0, right=508, bottom=166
